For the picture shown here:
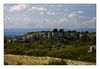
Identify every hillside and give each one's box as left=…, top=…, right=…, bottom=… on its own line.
left=4, top=29, right=96, bottom=65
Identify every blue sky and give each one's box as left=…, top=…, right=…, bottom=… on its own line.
left=4, top=4, right=96, bottom=30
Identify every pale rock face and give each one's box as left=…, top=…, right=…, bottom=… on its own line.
left=8, top=39, right=11, bottom=42
left=88, top=45, right=96, bottom=53
left=70, top=33, right=78, bottom=39
left=22, top=37, right=26, bottom=41
left=9, top=29, right=96, bottom=42
left=52, top=32, right=59, bottom=39
left=79, top=34, right=82, bottom=38
left=38, top=33, right=45, bottom=39
left=42, top=33, right=46, bottom=38
left=58, top=32, right=63, bottom=39
left=48, top=32, right=52, bottom=39
left=79, top=33, right=88, bottom=39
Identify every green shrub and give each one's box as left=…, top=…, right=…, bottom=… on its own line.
left=24, top=49, right=48, bottom=56
left=4, top=49, right=24, bottom=55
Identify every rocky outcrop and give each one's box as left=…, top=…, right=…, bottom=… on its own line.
left=88, top=45, right=96, bottom=53
left=10, top=29, right=96, bottom=42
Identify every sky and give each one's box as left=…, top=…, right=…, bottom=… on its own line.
left=4, top=4, right=96, bottom=30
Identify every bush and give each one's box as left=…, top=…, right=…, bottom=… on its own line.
left=4, top=49, right=24, bottom=55
left=4, top=62, right=8, bottom=65
left=24, top=49, right=48, bottom=56
left=17, top=62, right=23, bottom=65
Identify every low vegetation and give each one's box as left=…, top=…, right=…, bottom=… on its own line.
left=48, top=59, right=67, bottom=65
left=4, top=31, right=96, bottom=65
left=4, top=38, right=96, bottom=63
left=4, top=54, right=95, bottom=65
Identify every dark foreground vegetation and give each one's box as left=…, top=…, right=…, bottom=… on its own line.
left=4, top=37, right=96, bottom=63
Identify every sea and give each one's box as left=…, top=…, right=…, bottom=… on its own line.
left=4, top=28, right=52, bottom=37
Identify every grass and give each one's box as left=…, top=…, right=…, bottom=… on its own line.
left=48, top=59, right=67, bottom=65
left=4, top=54, right=96, bottom=65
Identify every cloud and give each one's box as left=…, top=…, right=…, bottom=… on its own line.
left=41, top=17, right=71, bottom=29
left=36, top=10, right=95, bottom=29
left=68, top=12, right=77, bottom=18
left=42, top=16, right=96, bottom=29
left=78, top=11, right=84, bottom=13
left=83, top=17, right=96, bottom=25
left=29, top=6, right=56, bottom=15
left=5, top=4, right=95, bottom=29
left=46, top=11, right=56, bottom=15
left=37, top=18, right=61, bottom=28
left=67, top=12, right=79, bottom=25
left=64, top=11, right=96, bottom=29
left=40, top=12, right=44, bottom=15
left=44, top=17, right=69, bottom=25
left=82, top=17, right=96, bottom=28
left=67, top=11, right=85, bottom=25
left=5, top=16, right=31, bottom=24
left=91, top=17, right=96, bottom=23
left=66, top=16, right=96, bottom=29
left=4, top=15, right=35, bottom=28
left=68, top=11, right=84, bottom=18
left=9, top=4, right=30, bottom=12
left=29, top=6, right=56, bottom=16
left=29, top=6, right=48, bottom=12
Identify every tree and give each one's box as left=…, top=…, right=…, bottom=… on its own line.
left=53, top=28, right=58, bottom=32
left=85, top=31, right=88, bottom=34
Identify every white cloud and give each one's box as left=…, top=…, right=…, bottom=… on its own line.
left=29, top=6, right=51, bottom=15
left=40, top=12, right=44, bottom=15
left=67, top=11, right=84, bottom=25
left=41, top=17, right=71, bottom=29
left=82, top=17, right=96, bottom=28
left=46, top=11, right=56, bottom=15
left=9, top=4, right=30, bottom=12
left=4, top=15, right=34, bottom=28
left=29, top=6, right=56, bottom=16
left=91, top=17, right=96, bottom=23
left=68, top=12, right=77, bottom=18
left=29, top=6, right=48, bottom=12
left=44, top=18, right=51, bottom=23
left=68, top=17, right=96, bottom=29
left=43, top=16, right=96, bottom=29
left=44, top=17, right=69, bottom=24
left=56, top=17, right=70, bottom=23
left=78, top=11, right=84, bottom=13
left=68, top=11, right=84, bottom=18
left=67, top=11, right=79, bottom=25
